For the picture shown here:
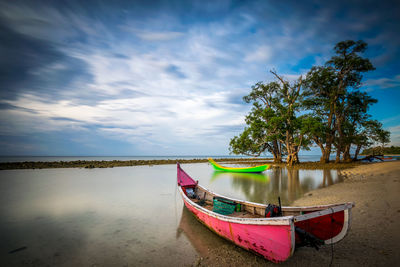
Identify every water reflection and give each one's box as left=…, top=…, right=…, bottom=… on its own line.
left=0, top=164, right=343, bottom=266
left=177, top=206, right=222, bottom=257
left=211, top=172, right=270, bottom=183
left=207, top=168, right=343, bottom=205
left=0, top=166, right=198, bottom=266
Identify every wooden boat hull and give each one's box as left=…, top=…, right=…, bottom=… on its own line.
left=177, top=163, right=354, bottom=262
left=208, top=158, right=270, bottom=173
left=180, top=187, right=294, bottom=262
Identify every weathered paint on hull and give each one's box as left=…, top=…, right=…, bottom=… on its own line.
left=182, top=197, right=294, bottom=262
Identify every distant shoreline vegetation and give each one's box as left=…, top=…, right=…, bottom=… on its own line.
left=0, top=158, right=262, bottom=170
left=361, top=146, right=400, bottom=155
left=0, top=158, right=363, bottom=171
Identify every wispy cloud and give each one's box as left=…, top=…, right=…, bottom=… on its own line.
left=0, top=0, right=399, bottom=155
left=387, top=125, right=400, bottom=146
left=364, top=75, right=400, bottom=89
left=136, top=30, right=184, bottom=41
left=244, top=45, right=272, bottom=62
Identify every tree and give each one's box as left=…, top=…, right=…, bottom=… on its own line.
left=230, top=71, right=308, bottom=166
left=327, top=40, right=375, bottom=162
left=303, top=66, right=339, bottom=163
left=374, top=125, right=391, bottom=154
left=231, top=40, right=387, bottom=164
left=229, top=81, right=284, bottom=162
left=340, top=91, right=377, bottom=161
left=303, top=40, right=375, bottom=162
left=353, top=120, right=390, bottom=159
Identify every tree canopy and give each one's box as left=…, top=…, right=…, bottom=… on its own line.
left=230, top=40, right=390, bottom=165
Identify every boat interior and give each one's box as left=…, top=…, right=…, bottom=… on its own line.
left=181, top=184, right=337, bottom=218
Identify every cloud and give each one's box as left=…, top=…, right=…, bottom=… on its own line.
left=244, top=45, right=272, bottom=62
left=364, top=75, right=400, bottom=89
left=136, top=30, right=184, bottom=41
left=0, top=0, right=399, bottom=155
left=0, top=87, right=248, bottom=154
left=387, top=125, right=400, bottom=146
left=0, top=9, right=93, bottom=102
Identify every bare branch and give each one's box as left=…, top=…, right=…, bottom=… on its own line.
left=270, top=70, right=287, bottom=87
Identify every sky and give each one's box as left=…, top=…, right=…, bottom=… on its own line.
left=0, top=0, right=399, bottom=156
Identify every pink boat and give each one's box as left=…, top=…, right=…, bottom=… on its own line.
left=177, top=163, right=354, bottom=262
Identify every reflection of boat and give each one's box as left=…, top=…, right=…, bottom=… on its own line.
left=208, top=158, right=270, bottom=173
left=177, top=163, right=355, bottom=263
left=211, top=171, right=269, bottom=183
left=177, top=206, right=220, bottom=257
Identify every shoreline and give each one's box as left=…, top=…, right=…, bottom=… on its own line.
left=0, top=157, right=367, bottom=170
left=0, top=158, right=264, bottom=170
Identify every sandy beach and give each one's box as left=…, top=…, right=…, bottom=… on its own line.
left=194, top=161, right=400, bottom=266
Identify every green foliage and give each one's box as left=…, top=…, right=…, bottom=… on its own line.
left=302, top=39, right=383, bottom=162
left=230, top=40, right=390, bottom=163
left=327, top=40, right=375, bottom=89
left=230, top=70, right=308, bottom=165
left=229, top=80, right=286, bottom=159
left=362, top=146, right=400, bottom=155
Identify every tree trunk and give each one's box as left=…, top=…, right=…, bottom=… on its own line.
left=335, top=148, right=341, bottom=163
left=343, top=144, right=352, bottom=162
left=286, top=144, right=300, bottom=166
left=320, top=151, right=329, bottom=163
left=335, top=107, right=344, bottom=163
left=295, top=152, right=300, bottom=163
left=273, top=152, right=282, bottom=163
left=272, top=140, right=283, bottom=163
left=335, top=139, right=342, bottom=163
left=318, top=141, right=332, bottom=163
left=287, top=153, right=296, bottom=166
left=354, top=145, right=362, bottom=161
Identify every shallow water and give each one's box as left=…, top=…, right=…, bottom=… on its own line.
left=0, top=163, right=342, bottom=266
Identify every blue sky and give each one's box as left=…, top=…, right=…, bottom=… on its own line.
left=0, top=0, right=399, bottom=156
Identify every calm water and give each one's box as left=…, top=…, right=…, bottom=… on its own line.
left=0, top=163, right=342, bottom=266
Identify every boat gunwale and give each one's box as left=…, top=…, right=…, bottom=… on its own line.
left=179, top=185, right=354, bottom=228
left=197, top=184, right=354, bottom=213
left=293, top=203, right=354, bottom=222
left=179, top=183, right=354, bottom=226
left=179, top=186, right=293, bottom=225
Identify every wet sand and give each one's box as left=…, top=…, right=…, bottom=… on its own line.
left=194, top=161, right=400, bottom=266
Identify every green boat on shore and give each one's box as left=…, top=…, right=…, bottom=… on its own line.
left=208, top=158, right=270, bottom=173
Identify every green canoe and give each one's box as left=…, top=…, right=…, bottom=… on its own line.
left=208, top=158, right=270, bottom=173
